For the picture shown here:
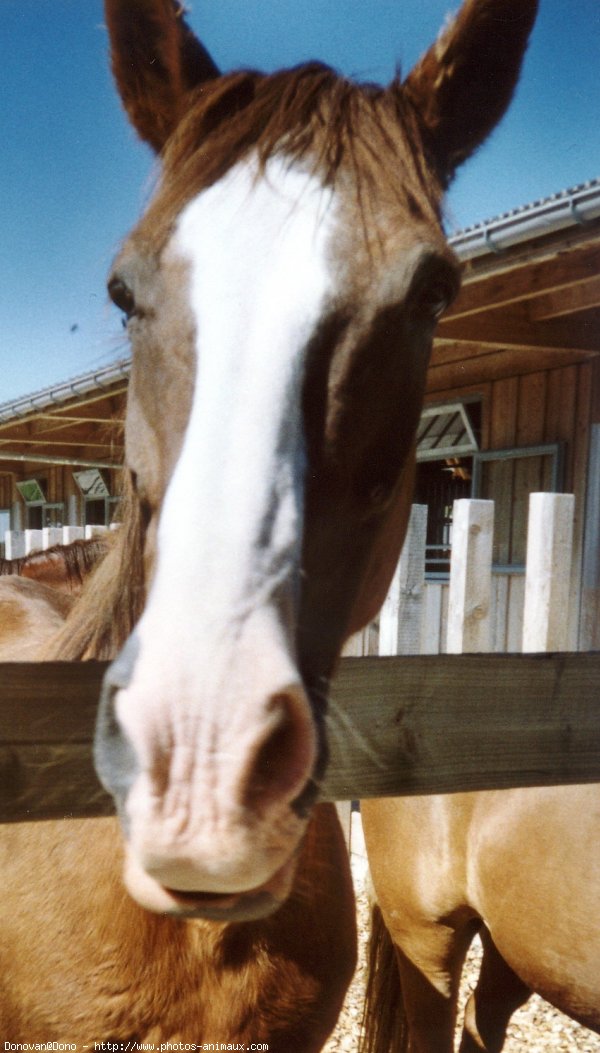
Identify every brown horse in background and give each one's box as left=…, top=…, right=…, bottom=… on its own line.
left=0, top=576, right=74, bottom=659
left=0, top=0, right=537, bottom=1044
left=361, top=787, right=600, bottom=1053
left=0, top=537, right=110, bottom=656
left=0, top=536, right=111, bottom=594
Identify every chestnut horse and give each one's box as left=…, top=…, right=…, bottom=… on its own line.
left=361, top=788, right=600, bottom=1052
left=0, top=536, right=111, bottom=594
left=0, top=0, right=536, bottom=1043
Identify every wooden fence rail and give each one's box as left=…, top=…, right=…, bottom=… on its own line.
left=1, top=652, right=599, bottom=822
left=1, top=494, right=597, bottom=823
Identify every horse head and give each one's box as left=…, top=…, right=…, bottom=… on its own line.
left=95, top=0, right=537, bottom=920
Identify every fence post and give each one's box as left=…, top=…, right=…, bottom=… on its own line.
left=522, top=492, right=574, bottom=653
left=580, top=424, right=600, bottom=649
left=24, top=529, right=43, bottom=555
left=378, top=504, right=427, bottom=656
left=5, top=531, right=26, bottom=559
left=447, top=499, right=494, bottom=654
left=85, top=525, right=109, bottom=540
left=62, top=526, right=85, bottom=544
left=42, top=527, right=63, bottom=549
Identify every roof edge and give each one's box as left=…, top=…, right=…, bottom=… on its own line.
left=449, top=179, right=600, bottom=261
left=0, top=359, right=131, bottom=424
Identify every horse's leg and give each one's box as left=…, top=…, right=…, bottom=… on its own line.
left=384, top=912, right=478, bottom=1053
left=362, top=797, right=480, bottom=1053
left=458, top=927, right=530, bottom=1053
left=397, top=918, right=475, bottom=1048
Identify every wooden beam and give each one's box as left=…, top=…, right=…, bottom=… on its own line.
left=32, top=415, right=124, bottom=436
left=0, top=452, right=122, bottom=470
left=0, top=663, right=110, bottom=822
left=528, top=275, right=600, bottom=320
left=0, top=387, right=128, bottom=433
left=427, top=346, right=596, bottom=392
left=327, top=653, right=600, bottom=798
left=437, top=313, right=599, bottom=355
left=447, top=241, right=600, bottom=320
left=0, top=655, right=599, bottom=821
left=0, top=437, right=123, bottom=452
left=431, top=337, right=597, bottom=369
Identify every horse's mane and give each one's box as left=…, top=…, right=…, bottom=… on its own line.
left=141, top=63, right=442, bottom=242
left=48, top=479, right=145, bottom=661
left=0, top=537, right=111, bottom=588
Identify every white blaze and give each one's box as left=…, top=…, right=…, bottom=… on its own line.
left=152, top=154, right=335, bottom=637
left=117, top=155, right=336, bottom=825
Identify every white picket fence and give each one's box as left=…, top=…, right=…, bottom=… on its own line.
left=345, top=492, right=576, bottom=658
left=6, top=496, right=575, bottom=656
left=3, top=524, right=113, bottom=559
left=339, top=492, right=576, bottom=860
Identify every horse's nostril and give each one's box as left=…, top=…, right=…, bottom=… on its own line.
left=242, top=687, right=317, bottom=814
left=94, top=634, right=141, bottom=817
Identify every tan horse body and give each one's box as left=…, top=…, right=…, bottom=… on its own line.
left=0, top=0, right=536, bottom=1043
left=0, top=577, right=74, bottom=659
left=362, top=789, right=600, bottom=1053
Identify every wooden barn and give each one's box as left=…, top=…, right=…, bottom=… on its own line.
left=420, top=179, right=600, bottom=651
left=1, top=180, right=599, bottom=648
left=0, top=361, right=128, bottom=538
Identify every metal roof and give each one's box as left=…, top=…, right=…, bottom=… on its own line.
left=449, top=179, right=600, bottom=260
left=0, top=359, right=131, bottom=424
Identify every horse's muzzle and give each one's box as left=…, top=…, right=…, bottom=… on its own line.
left=122, top=845, right=299, bottom=920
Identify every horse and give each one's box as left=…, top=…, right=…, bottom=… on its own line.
left=0, top=0, right=537, bottom=1043
left=0, top=537, right=111, bottom=657
left=0, top=537, right=109, bottom=657
left=0, top=535, right=111, bottom=595
left=0, top=576, right=74, bottom=659
left=361, top=786, right=600, bottom=1053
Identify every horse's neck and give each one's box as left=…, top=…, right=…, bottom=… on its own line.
left=48, top=528, right=144, bottom=661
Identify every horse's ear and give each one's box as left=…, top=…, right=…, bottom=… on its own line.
left=105, top=0, right=220, bottom=153
left=401, top=0, right=538, bottom=186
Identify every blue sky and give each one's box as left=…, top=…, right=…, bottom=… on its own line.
left=2, top=0, right=599, bottom=403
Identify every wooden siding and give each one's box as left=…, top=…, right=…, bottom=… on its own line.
left=425, top=358, right=597, bottom=648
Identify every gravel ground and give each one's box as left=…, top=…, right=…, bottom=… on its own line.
left=324, top=830, right=599, bottom=1053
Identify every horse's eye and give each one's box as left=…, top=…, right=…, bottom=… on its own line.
left=108, top=275, right=136, bottom=318
left=410, top=257, right=459, bottom=321
left=416, top=278, right=456, bottom=320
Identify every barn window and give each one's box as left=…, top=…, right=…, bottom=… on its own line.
left=415, top=401, right=481, bottom=578
left=73, top=469, right=119, bottom=527
left=416, top=402, right=479, bottom=461
left=15, top=478, right=64, bottom=529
